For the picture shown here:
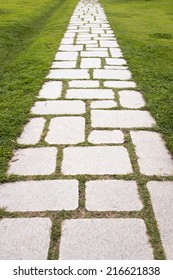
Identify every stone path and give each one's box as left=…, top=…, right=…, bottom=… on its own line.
left=0, top=0, right=173, bottom=260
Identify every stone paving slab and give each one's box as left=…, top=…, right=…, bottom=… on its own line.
left=90, top=100, right=117, bottom=108
left=88, top=130, right=124, bottom=144
left=131, top=131, right=173, bottom=176
left=51, top=61, right=76, bottom=69
left=58, top=45, right=83, bottom=51
left=45, top=117, right=85, bottom=144
left=55, top=52, right=78, bottom=61
left=110, top=48, right=123, bottom=57
left=106, top=58, right=127, bottom=65
left=59, top=219, right=153, bottom=260
left=81, top=51, right=108, bottom=57
left=66, top=89, right=114, bottom=99
left=147, top=181, right=173, bottom=259
left=91, top=110, right=156, bottom=128
left=31, top=100, right=85, bottom=115
left=104, top=81, right=136, bottom=88
left=81, top=58, right=101, bottom=68
left=0, top=218, right=51, bottom=260
left=8, top=147, right=57, bottom=176
left=118, top=90, right=145, bottom=108
left=86, top=180, right=143, bottom=211
left=94, top=69, right=132, bottom=80
left=62, top=146, right=132, bottom=175
left=69, top=80, right=99, bottom=88
left=47, top=69, right=90, bottom=79
left=0, top=180, right=78, bottom=212
left=17, top=118, right=45, bottom=145
left=38, top=81, right=62, bottom=99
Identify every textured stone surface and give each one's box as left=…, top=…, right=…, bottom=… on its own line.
left=0, top=218, right=51, bottom=260
left=118, top=90, right=145, bottom=108
left=66, top=89, right=114, bottom=99
left=62, top=146, right=132, bottom=175
left=91, top=110, right=156, bottom=128
left=106, top=58, right=127, bottom=65
left=94, top=70, right=131, bottom=80
left=69, top=80, right=99, bottom=88
left=0, top=180, right=78, bottom=211
left=88, top=130, right=124, bottom=144
left=147, top=181, right=173, bottom=260
left=47, top=69, right=89, bottom=80
left=59, top=219, right=153, bottom=260
left=38, top=81, right=62, bottom=99
left=90, top=100, right=117, bottom=109
left=104, top=81, right=136, bottom=88
left=8, top=147, right=57, bottom=176
left=58, top=45, right=83, bottom=51
left=55, top=52, right=78, bottom=60
left=17, top=118, right=45, bottom=145
left=86, top=180, right=143, bottom=211
left=81, top=58, right=101, bottom=68
left=131, top=131, right=173, bottom=176
left=81, top=51, right=108, bottom=57
left=31, top=101, right=85, bottom=115
left=45, top=117, right=85, bottom=144
left=51, top=61, right=76, bottom=69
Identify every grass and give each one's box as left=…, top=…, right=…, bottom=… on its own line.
left=0, top=0, right=78, bottom=182
left=100, top=0, right=173, bottom=154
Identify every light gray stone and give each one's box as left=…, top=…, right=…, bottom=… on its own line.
left=31, top=101, right=85, bottom=115
left=90, top=100, right=117, bottom=109
left=69, top=80, right=99, bottom=88
left=86, top=47, right=107, bottom=51
left=64, top=33, right=76, bottom=38
left=8, top=147, right=57, bottom=176
left=100, top=41, right=119, bottom=47
left=61, top=38, right=74, bottom=45
left=51, top=61, right=76, bottom=69
left=104, top=66, right=128, bottom=70
left=106, top=58, right=127, bottom=65
left=91, top=110, right=156, bottom=128
left=47, top=69, right=89, bottom=80
left=55, top=52, right=78, bottom=61
left=86, top=180, right=143, bottom=211
left=62, top=146, right=132, bottom=175
left=118, top=90, right=145, bottom=108
left=76, top=40, right=97, bottom=44
left=147, top=181, right=173, bottom=259
left=45, top=117, right=85, bottom=144
left=59, top=219, right=153, bottom=260
left=104, top=81, right=137, bottom=88
left=0, top=218, right=51, bottom=260
left=58, top=45, right=83, bottom=51
left=66, top=89, right=114, bottom=99
left=81, top=58, right=101, bottom=68
left=110, top=48, right=123, bottom=57
left=94, top=70, right=131, bottom=80
left=0, top=180, right=78, bottom=212
left=17, top=118, right=45, bottom=145
left=81, top=51, right=108, bottom=57
left=85, top=44, right=98, bottom=48
left=88, top=130, right=124, bottom=144
left=38, top=81, right=62, bottom=99
left=131, top=131, right=173, bottom=176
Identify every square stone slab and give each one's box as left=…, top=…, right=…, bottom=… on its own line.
left=31, top=101, right=85, bottom=115
left=66, top=89, right=114, bottom=99
left=62, top=146, right=132, bottom=175
left=147, top=181, right=173, bottom=259
left=104, top=81, right=136, bottom=88
left=86, top=180, right=143, bottom=211
left=0, top=180, right=78, bottom=212
left=38, top=81, right=62, bottom=99
left=69, top=80, right=99, bottom=88
left=55, top=52, right=78, bottom=61
left=45, top=117, right=85, bottom=144
left=59, top=219, right=153, bottom=259
left=88, top=130, right=124, bottom=144
left=131, top=131, right=173, bottom=176
left=51, top=61, right=76, bottom=69
left=118, top=90, right=145, bottom=108
left=81, top=58, right=101, bottom=68
left=8, top=147, right=57, bottom=176
left=91, top=110, right=156, bottom=128
left=94, top=70, right=131, bottom=80
left=17, top=118, right=45, bottom=145
left=0, top=218, right=51, bottom=260
left=91, top=100, right=117, bottom=109
left=47, top=69, right=89, bottom=80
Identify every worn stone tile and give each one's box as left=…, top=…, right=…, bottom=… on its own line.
left=62, top=146, right=132, bottom=175
left=17, top=118, right=45, bottom=145
left=147, top=181, right=173, bottom=259
left=38, top=81, right=62, bottom=99
left=110, top=48, right=123, bottom=57
left=106, top=58, right=127, bottom=65
left=0, top=218, right=51, bottom=260
left=88, top=130, right=124, bottom=144
left=55, top=52, right=78, bottom=61
left=118, top=90, right=145, bottom=108
left=131, top=131, right=173, bottom=176
left=69, top=80, right=99, bottom=88
left=45, top=117, right=85, bottom=144
left=58, top=45, right=83, bottom=51
left=86, top=180, right=143, bottom=211
left=8, top=147, right=57, bottom=176
left=59, top=219, right=153, bottom=259
left=47, top=69, right=89, bottom=79
left=94, top=70, right=131, bottom=80
left=100, top=41, right=119, bottom=47
left=81, top=58, right=101, bottom=68
left=81, top=51, right=108, bottom=57
left=66, top=89, right=114, bottom=99
left=104, top=81, right=137, bottom=88
left=76, top=40, right=97, bottom=44
left=31, top=100, right=85, bottom=115
left=51, top=61, right=76, bottom=69
left=90, top=100, right=117, bottom=109
left=0, top=180, right=78, bottom=212
left=61, top=38, right=74, bottom=45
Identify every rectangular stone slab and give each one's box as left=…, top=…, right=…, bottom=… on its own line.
left=66, top=89, right=114, bottom=99
left=47, top=69, right=90, bottom=80
left=94, top=69, right=131, bottom=80
left=91, top=110, right=156, bottom=128
left=62, top=146, right=132, bottom=175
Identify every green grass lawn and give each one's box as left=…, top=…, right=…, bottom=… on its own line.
left=0, top=0, right=78, bottom=182
left=100, top=0, right=173, bottom=152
